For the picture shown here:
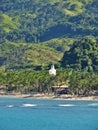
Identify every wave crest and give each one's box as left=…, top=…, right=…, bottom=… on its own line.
left=22, top=104, right=37, bottom=107
left=58, top=104, right=75, bottom=107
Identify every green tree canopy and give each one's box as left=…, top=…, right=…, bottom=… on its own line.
left=61, top=36, right=98, bottom=72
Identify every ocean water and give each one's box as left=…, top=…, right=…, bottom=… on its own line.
left=0, top=97, right=98, bottom=130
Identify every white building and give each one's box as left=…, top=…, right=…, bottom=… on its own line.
left=49, top=64, right=56, bottom=75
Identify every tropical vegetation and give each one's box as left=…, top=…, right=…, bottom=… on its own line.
left=0, top=0, right=98, bottom=96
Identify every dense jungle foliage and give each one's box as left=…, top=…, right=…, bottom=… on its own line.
left=0, top=36, right=98, bottom=95
left=0, top=0, right=98, bottom=95
left=61, top=36, right=98, bottom=72
left=0, top=69, right=98, bottom=96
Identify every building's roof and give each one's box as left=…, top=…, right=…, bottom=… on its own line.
left=52, top=85, right=69, bottom=88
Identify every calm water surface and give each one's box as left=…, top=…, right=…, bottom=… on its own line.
left=0, top=97, right=98, bottom=130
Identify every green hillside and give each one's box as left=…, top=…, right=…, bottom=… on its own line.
left=0, top=0, right=98, bottom=43
left=0, top=41, right=64, bottom=70
left=0, top=14, right=19, bottom=33
left=0, top=0, right=98, bottom=71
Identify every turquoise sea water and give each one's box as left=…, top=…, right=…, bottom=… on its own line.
left=0, top=97, right=98, bottom=130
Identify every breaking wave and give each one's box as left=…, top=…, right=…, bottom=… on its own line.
left=58, top=104, right=75, bottom=107
left=22, top=104, right=37, bottom=107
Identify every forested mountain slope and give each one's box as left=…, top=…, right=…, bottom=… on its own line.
left=0, top=41, right=62, bottom=70
left=61, top=36, right=98, bottom=72
left=0, top=0, right=98, bottom=43
left=0, top=37, right=74, bottom=70
left=0, top=0, right=98, bottom=70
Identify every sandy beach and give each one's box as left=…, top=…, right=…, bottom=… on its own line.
left=0, top=93, right=98, bottom=100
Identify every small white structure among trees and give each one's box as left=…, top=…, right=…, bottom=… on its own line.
left=49, top=64, right=56, bottom=75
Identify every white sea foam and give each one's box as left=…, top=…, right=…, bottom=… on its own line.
left=88, top=103, right=98, bottom=106
left=7, top=105, right=14, bottom=108
left=22, top=104, right=37, bottom=107
left=58, top=104, right=75, bottom=107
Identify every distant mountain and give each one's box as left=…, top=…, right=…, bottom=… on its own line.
left=0, top=0, right=98, bottom=43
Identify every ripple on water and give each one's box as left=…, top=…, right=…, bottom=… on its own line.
left=88, top=103, right=98, bottom=106
left=6, top=105, right=14, bottom=108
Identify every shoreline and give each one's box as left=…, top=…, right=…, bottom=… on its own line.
left=0, top=93, right=98, bottom=100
